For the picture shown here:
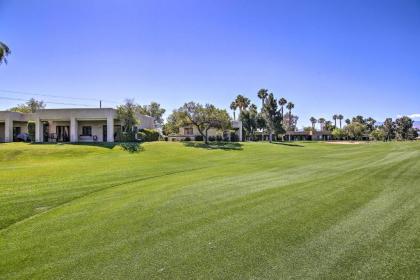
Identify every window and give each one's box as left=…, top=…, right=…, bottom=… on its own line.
left=82, top=126, right=92, bottom=136
left=184, top=127, right=193, bottom=135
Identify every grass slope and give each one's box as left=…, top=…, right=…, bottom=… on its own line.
left=0, top=141, right=419, bottom=279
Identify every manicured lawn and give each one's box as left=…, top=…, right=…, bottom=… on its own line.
left=0, top=141, right=419, bottom=279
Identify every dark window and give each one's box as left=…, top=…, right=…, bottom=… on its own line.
left=82, top=126, right=92, bottom=136
left=184, top=127, right=193, bottom=135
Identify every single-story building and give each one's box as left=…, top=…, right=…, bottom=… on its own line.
left=0, top=108, right=155, bottom=143
left=285, top=130, right=332, bottom=141
left=168, top=120, right=243, bottom=142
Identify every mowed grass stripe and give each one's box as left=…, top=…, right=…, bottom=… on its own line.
left=0, top=142, right=419, bottom=279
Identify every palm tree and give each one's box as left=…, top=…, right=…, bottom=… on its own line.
left=318, top=117, right=326, bottom=131
left=230, top=101, right=238, bottom=120
left=278, top=97, right=287, bottom=120
left=345, top=118, right=351, bottom=125
left=235, top=94, right=250, bottom=114
left=310, top=117, right=317, bottom=130
left=0, top=41, right=11, bottom=65
left=257, top=89, right=268, bottom=110
left=333, top=114, right=338, bottom=127
left=338, top=114, right=344, bottom=128
left=286, top=102, right=294, bottom=126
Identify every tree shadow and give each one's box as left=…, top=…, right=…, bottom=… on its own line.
left=183, top=141, right=243, bottom=151
left=272, top=142, right=305, bottom=147
left=30, top=142, right=143, bottom=152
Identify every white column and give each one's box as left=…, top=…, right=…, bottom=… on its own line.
left=70, top=117, right=78, bottom=142
left=4, top=118, right=13, bottom=142
left=107, top=116, right=114, bottom=142
left=238, top=121, right=243, bottom=142
left=35, top=118, right=43, bottom=142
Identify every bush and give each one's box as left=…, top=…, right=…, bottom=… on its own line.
left=195, top=135, right=204, bottom=141
left=216, top=135, right=223, bottom=142
left=208, top=136, right=216, bottom=142
left=183, top=137, right=191, bottom=141
left=138, top=129, right=160, bottom=142
left=164, top=136, right=168, bottom=141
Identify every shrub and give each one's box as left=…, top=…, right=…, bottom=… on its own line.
left=138, top=129, right=160, bottom=142
left=208, top=136, right=216, bottom=142
left=164, top=136, right=168, bottom=141
left=216, top=135, right=223, bottom=142
left=184, top=137, right=191, bottom=141
left=195, top=135, right=204, bottom=141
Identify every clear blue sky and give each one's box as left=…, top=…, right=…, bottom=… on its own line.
left=1, top=0, right=419, bottom=127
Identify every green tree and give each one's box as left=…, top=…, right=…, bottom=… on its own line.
left=234, top=94, right=250, bottom=114
left=345, top=118, right=351, bottom=125
left=338, top=114, right=344, bottom=128
left=407, top=128, right=418, bottom=140
left=333, top=114, right=338, bottom=127
left=230, top=101, right=238, bottom=120
left=163, top=110, right=184, bottom=135
left=278, top=97, right=287, bottom=120
left=9, top=98, right=46, bottom=113
left=0, top=41, right=11, bottom=65
left=178, top=102, right=231, bottom=144
left=345, top=122, right=366, bottom=140
left=240, top=104, right=258, bottom=141
left=137, top=102, right=166, bottom=126
left=324, top=120, right=334, bottom=132
left=370, top=128, right=385, bottom=141
left=318, top=117, right=326, bottom=131
left=116, top=99, right=139, bottom=141
left=310, top=117, right=317, bottom=130
left=262, top=93, right=283, bottom=142
left=286, top=102, right=295, bottom=132
left=395, top=116, right=415, bottom=140
left=365, top=117, right=376, bottom=133
left=383, top=118, right=395, bottom=141
left=332, top=128, right=346, bottom=140
left=257, top=89, right=268, bottom=110
left=352, top=115, right=366, bottom=125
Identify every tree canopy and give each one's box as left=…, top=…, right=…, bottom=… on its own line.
left=9, top=98, right=46, bottom=113
left=137, top=102, right=166, bottom=126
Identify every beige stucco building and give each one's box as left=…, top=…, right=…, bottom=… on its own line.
left=168, top=120, right=243, bottom=142
left=0, top=108, right=155, bottom=143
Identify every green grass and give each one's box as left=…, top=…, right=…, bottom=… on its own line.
left=0, top=141, right=419, bottom=279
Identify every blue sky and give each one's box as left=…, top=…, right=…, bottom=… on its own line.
left=0, top=0, right=419, bottom=127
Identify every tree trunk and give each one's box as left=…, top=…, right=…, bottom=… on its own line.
left=269, top=132, right=272, bottom=143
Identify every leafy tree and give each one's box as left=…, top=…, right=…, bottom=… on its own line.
left=332, top=128, right=346, bottom=140
left=370, top=128, right=385, bottom=141
left=256, top=112, right=267, bottom=140
left=365, top=117, right=376, bottom=133
left=137, top=102, right=166, bottom=127
left=283, top=112, right=298, bottom=132
left=230, top=101, right=238, bottom=120
left=345, top=122, right=366, bottom=140
left=262, top=93, right=283, bottom=142
left=116, top=99, right=139, bottom=141
left=310, top=117, right=317, bottom=130
left=407, top=128, right=418, bottom=140
left=0, top=41, right=11, bottom=65
left=163, top=110, right=184, bottom=135
left=10, top=98, right=46, bottom=113
left=338, top=114, right=344, bottom=128
left=240, top=104, right=258, bottom=141
left=395, top=116, right=415, bottom=140
left=345, top=118, right=351, bottom=125
left=178, top=102, right=231, bottom=144
left=324, top=120, right=335, bottom=132
left=352, top=115, right=366, bottom=125
left=383, top=118, right=395, bottom=141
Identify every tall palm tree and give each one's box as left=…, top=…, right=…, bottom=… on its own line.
left=278, top=97, right=287, bottom=120
left=345, top=118, right=351, bottom=125
left=230, top=101, right=238, bottom=120
left=0, top=41, right=11, bottom=65
left=257, top=89, right=268, bottom=110
left=310, top=117, right=317, bottom=130
left=338, top=114, right=344, bottom=128
left=235, top=94, right=250, bottom=114
left=286, top=102, right=294, bottom=126
left=318, top=117, right=326, bottom=131
left=333, top=114, right=338, bottom=127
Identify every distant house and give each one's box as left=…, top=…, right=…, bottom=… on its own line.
left=285, top=130, right=332, bottom=141
left=0, top=108, right=154, bottom=143
left=168, top=120, right=243, bottom=142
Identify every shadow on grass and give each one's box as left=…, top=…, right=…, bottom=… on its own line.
left=183, top=141, right=243, bottom=151
left=30, top=142, right=143, bottom=152
left=272, top=142, right=305, bottom=147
